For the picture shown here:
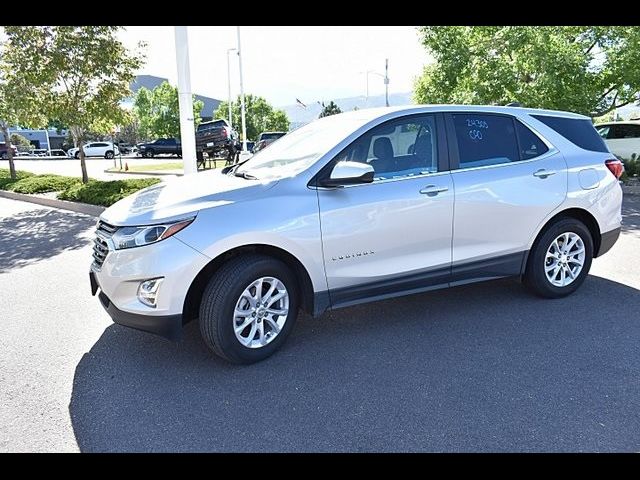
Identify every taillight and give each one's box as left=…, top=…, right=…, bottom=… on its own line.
left=221, top=128, right=228, bottom=138
left=605, top=159, right=624, bottom=179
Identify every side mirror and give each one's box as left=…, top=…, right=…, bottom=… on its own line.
left=320, top=161, right=375, bottom=187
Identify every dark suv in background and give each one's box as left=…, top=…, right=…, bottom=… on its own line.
left=136, top=138, right=182, bottom=158
left=252, top=131, right=287, bottom=153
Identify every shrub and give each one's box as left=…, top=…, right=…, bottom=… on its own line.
left=8, top=175, right=80, bottom=194
left=0, top=168, right=34, bottom=189
left=58, top=178, right=161, bottom=207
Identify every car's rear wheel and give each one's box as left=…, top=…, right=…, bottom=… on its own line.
left=144, top=150, right=154, bottom=158
left=1, top=152, right=7, bottom=160
left=199, top=254, right=299, bottom=364
left=524, top=218, right=593, bottom=298
left=104, top=151, right=114, bottom=159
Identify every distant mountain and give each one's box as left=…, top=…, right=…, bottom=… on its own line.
left=280, top=92, right=414, bottom=129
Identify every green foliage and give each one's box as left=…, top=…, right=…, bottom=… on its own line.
left=58, top=178, right=161, bottom=206
left=319, top=101, right=342, bottom=118
left=9, top=134, right=32, bottom=150
left=0, top=169, right=79, bottom=193
left=618, top=153, right=640, bottom=182
left=0, top=168, right=34, bottom=189
left=214, top=94, right=290, bottom=141
left=414, top=26, right=640, bottom=117
left=133, top=81, right=204, bottom=140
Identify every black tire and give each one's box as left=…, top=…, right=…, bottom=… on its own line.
left=105, top=150, right=114, bottom=159
left=1, top=152, right=7, bottom=160
left=74, top=152, right=80, bottom=159
left=199, top=254, right=299, bottom=364
left=144, top=150, right=154, bottom=158
left=524, top=218, right=593, bottom=298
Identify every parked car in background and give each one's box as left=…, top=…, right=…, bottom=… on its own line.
left=67, top=142, right=120, bottom=159
left=116, top=143, right=133, bottom=155
left=136, top=138, right=182, bottom=158
left=49, top=149, right=67, bottom=157
left=0, top=142, right=18, bottom=159
left=195, top=119, right=237, bottom=162
left=15, top=151, right=31, bottom=157
left=90, top=105, right=622, bottom=364
left=252, top=131, right=287, bottom=154
left=595, top=120, right=640, bottom=159
left=29, top=149, right=48, bottom=157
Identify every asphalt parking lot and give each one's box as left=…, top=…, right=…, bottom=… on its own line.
left=0, top=195, right=639, bottom=452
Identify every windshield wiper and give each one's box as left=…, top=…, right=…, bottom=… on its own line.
left=234, top=171, right=258, bottom=180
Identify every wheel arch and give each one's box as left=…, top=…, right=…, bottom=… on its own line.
left=523, top=207, right=601, bottom=276
left=182, top=244, right=315, bottom=323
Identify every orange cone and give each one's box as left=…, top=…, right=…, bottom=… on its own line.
left=125, top=162, right=129, bottom=171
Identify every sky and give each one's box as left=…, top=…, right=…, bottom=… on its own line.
left=118, top=26, right=432, bottom=107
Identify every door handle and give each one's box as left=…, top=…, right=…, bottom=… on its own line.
left=533, top=169, right=556, bottom=179
left=419, top=185, right=449, bottom=196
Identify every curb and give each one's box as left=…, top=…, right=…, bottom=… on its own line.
left=103, top=169, right=183, bottom=177
left=0, top=190, right=105, bottom=217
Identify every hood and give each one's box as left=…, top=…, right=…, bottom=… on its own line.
left=100, top=169, right=278, bottom=225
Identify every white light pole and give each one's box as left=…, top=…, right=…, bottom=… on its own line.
left=237, top=26, right=248, bottom=154
left=174, top=26, right=198, bottom=175
left=384, top=58, right=389, bottom=107
left=226, top=47, right=237, bottom=128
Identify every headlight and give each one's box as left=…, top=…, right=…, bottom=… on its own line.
left=111, top=217, right=195, bottom=250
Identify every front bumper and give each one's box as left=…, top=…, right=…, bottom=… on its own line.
left=97, top=287, right=182, bottom=340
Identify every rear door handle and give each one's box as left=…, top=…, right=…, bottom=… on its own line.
left=533, top=169, right=556, bottom=179
left=419, top=185, right=449, bottom=196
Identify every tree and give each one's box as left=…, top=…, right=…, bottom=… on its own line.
left=414, top=26, right=640, bottom=117
left=0, top=27, right=49, bottom=179
left=214, top=94, right=289, bottom=141
left=319, top=101, right=342, bottom=118
left=133, top=81, right=203, bottom=141
left=3, top=26, right=145, bottom=183
left=10, top=133, right=32, bottom=151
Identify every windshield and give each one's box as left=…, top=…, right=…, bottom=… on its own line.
left=237, top=115, right=367, bottom=180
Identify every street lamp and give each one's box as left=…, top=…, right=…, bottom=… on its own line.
left=359, top=59, right=390, bottom=107
left=236, top=26, right=248, bottom=155
left=226, top=47, right=237, bottom=128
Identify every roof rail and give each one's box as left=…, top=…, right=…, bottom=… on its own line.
left=506, top=102, right=522, bottom=107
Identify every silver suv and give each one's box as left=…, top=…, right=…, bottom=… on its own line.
left=90, top=105, right=623, bottom=364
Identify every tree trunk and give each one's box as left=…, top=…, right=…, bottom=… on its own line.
left=0, top=124, right=17, bottom=180
left=71, top=126, right=89, bottom=184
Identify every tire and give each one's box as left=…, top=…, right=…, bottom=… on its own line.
left=1, top=152, right=7, bottom=160
left=74, top=152, right=80, bottom=159
left=104, top=150, right=114, bottom=159
left=199, top=254, right=299, bottom=364
left=524, top=218, right=594, bottom=299
left=144, top=150, right=154, bottom=158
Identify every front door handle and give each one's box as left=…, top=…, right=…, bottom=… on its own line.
left=533, top=169, right=557, bottom=179
left=419, top=185, right=449, bottom=196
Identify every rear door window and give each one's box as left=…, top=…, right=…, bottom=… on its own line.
left=515, top=121, right=549, bottom=160
left=452, top=114, right=519, bottom=168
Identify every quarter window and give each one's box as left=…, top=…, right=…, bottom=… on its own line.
left=334, top=115, right=438, bottom=180
left=453, top=114, right=519, bottom=168
left=515, top=121, right=549, bottom=160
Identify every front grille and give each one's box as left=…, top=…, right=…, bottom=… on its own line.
left=92, top=221, right=118, bottom=268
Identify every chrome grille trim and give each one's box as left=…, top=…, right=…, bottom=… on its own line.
left=92, top=221, right=118, bottom=268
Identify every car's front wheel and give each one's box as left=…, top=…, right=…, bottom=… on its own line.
left=199, top=254, right=299, bottom=364
left=524, top=218, right=593, bottom=298
left=0, top=152, right=7, bottom=160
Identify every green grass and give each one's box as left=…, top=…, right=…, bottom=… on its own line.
left=58, top=178, right=162, bottom=206
left=1, top=168, right=161, bottom=207
left=106, top=159, right=229, bottom=173
left=0, top=169, right=79, bottom=194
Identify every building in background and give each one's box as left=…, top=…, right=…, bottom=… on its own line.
left=0, top=128, right=68, bottom=150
